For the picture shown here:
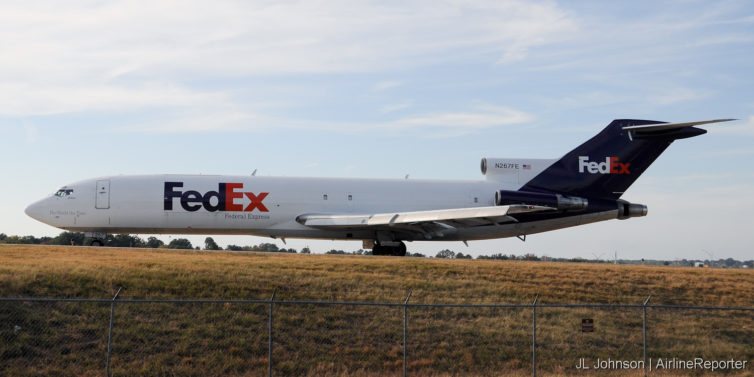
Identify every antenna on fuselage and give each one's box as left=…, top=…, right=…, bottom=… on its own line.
left=252, top=169, right=257, bottom=176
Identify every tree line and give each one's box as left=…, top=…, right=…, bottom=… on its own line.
left=0, top=232, right=751, bottom=267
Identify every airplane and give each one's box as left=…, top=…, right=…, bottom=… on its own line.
left=25, top=118, right=734, bottom=256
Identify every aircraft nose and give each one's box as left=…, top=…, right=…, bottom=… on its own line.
left=25, top=199, right=46, bottom=221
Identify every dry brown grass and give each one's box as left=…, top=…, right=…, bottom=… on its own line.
left=1, top=244, right=752, bottom=305
left=0, top=244, right=752, bottom=376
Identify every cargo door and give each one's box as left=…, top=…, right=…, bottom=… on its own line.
left=95, top=180, right=110, bottom=209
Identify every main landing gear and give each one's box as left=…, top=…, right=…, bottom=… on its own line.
left=372, top=241, right=407, bottom=256
left=85, top=232, right=106, bottom=247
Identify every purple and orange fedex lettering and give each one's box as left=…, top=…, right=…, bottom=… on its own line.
left=578, top=156, right=630, bottom=174
left=164, top=182, right=269, bottom=212
left=225, top=183, right=244, bottom=211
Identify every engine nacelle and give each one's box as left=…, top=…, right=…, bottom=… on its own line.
left=480, top=157, right=557, bottom=185
left=617, top=200, right=648, bottom=219
left=495, top=190, right=588, bottom=211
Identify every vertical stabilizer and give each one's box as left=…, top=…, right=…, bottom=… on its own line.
left=518, top=119, right=726, bottom=199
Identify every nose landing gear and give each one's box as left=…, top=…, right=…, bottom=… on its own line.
left=372, top=241, right=407, bottom=256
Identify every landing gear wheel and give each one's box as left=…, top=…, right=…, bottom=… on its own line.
left=372, top=241, right=407, bottom=256
left=396, top=242, right=407, bottom=257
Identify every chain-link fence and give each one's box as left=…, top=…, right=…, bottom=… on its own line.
left=2, top=292, right=753, bottom=376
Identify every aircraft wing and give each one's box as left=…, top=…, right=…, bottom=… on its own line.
left=296, top=205, right=552, bottom=238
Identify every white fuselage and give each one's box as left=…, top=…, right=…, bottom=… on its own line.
left=25, top=174, right=618, bottom=243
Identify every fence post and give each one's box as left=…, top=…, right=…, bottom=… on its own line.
left=106, top=287, right=122, bottom=377
left=643, top=295, right=651, bottom=377
left=532, top=294, right=539, bottom=377
left=268, top=288, right=277, bottom=377
left=403, top=289, right=412, bottom=377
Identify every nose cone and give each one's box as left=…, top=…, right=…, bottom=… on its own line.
left=25, top=199, right=46, bottom=222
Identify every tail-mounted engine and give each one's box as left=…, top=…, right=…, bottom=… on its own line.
left=617, top=199, right=648, bottom=219
left=495, top=190, right=588, bottom=211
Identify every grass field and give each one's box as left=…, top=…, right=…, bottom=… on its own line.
left=1, top=244, right=753, bottom=376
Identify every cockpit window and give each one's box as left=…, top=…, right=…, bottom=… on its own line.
left=54, top=188, right=74, bottom=197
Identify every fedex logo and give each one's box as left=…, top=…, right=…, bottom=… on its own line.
left=164, top=182, right=269, bottom=212
left=578, top=156, right=630, bottom=174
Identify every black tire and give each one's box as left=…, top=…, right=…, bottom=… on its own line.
left=396, top=242, right=407, bottom=257
left=90, top=239, right=103, bottom=247
left=373, top=242, right=407, bottom=256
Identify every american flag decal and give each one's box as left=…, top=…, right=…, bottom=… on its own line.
left=522, top=164, right=531, bottom=170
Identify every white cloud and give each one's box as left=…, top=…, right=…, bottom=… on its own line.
left=387, top=105, right=532, bottom=130
left=0, top=0, right=577, bottom=117
left=647, top=87, right=712, bottom=106
left=121, top=110, right=257, bottom=133
left=114, top=104, right=532, bottom=136
left=380, top=101, right=414, bottom=113
left=0, top=82, right=228, bottom=117
left=0, top=0, right=577, bottom=77
left=709, top=115, right=754, bottom=136
left=23, top=123, right=38, bottom=143
left=373, top=81, right=404, bottom=91
left=705, top=147, right=754, bottom=156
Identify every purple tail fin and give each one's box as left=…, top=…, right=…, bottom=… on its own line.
left=520, top=119, right=707, bottom=200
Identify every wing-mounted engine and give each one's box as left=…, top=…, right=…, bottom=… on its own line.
left=494, top=190, right=588, bottom=211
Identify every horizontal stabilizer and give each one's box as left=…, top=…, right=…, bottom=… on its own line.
left=622, top=118, right=736, bottom=132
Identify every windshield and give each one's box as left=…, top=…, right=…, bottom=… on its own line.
left=54, top=188, right=74, bottom=197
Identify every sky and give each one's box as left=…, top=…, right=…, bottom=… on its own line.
left=1, top=0, right=753, bottom=261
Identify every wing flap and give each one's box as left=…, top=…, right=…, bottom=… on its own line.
left=296, top=205, right=553, bottom=228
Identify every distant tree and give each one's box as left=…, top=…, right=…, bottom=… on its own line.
left=325, top=249, right=346, bottom=254
left=167, top=238, right=193, bottom=249
left=226, top=244, right=243, bottom=251
left=409, top=252, right=425, bottom=258
left=455, top=252, right=472, bottom=259
left=264, top=243, right=279, bottom=252
left=107, top=234, right=146, bottom=247
left=3, top=235, right=46, bottom=244
left=53, top=231, right=85, bottom=246
left=146, top=236, right=164, bottom=249
left=0, top=233, right=6, bottom=241
left=204, top=237, right=220, bottom=250
left=476, top=253, right=509, bottom=260
left=300, top=247, right=311, bottom=254
left=435, top=249, right=455, bottom=259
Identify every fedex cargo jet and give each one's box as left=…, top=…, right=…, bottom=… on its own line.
left=25, top=119, right=733, bottom=256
